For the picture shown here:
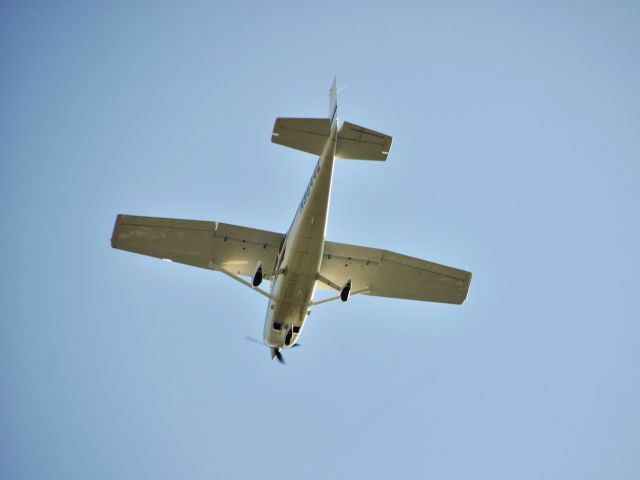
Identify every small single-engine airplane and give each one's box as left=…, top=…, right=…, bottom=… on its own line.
left=111, top=80, right=472, bottom=363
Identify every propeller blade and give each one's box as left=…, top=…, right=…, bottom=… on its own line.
left=272, top=348, right=285, bottom=364
left=245, top=335, right=293, bottom=365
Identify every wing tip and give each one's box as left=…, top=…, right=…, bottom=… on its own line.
left=111, top=214, right=125, bottom=249
left=459, top=270, right=473, bottom=304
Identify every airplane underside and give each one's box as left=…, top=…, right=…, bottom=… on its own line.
left=111, top=79, right=472, bottom=364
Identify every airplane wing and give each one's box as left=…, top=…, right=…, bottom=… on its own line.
left=111, top=214, right=285, bottom=278
left=319, top=240, right=472, bottom=304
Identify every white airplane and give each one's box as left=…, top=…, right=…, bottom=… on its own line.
left=111, top=80, right=472, bottom=363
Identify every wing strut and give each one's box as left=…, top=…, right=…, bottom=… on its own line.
left=210, top=261, right=278, bottom=301
left=316, top=273, right=342, bottom=291
left=309, top=287, right=370, bottom=307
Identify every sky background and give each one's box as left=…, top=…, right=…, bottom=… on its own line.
left=2, top=1, right=639, bottom=479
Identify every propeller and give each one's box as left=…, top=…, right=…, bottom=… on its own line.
left=245, top=336, right=300, bottom=364
left=271, top=347, right=285, bottom=364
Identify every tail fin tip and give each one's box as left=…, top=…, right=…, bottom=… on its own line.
left=329, top=77, right=338, bottom=127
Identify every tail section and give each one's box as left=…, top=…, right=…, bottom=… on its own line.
left=271, top=78, right=392, bottom=161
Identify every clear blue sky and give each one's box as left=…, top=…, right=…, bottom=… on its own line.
left=2, top=1, right=639, bottom=479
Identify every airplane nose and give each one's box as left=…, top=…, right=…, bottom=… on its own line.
left=284, top=326, right=293, bottom=346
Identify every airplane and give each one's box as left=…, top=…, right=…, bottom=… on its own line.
left=111, top=79, right=472, bottom=363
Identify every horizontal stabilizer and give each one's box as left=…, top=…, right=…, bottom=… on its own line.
left=336, top=121, right=392, bottom=161
left=272, top=118, right=330, bottom=156
left=272, top=117, right=391, bottom=161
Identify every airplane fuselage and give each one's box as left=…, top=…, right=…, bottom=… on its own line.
left=263, top=123, right=338, bottom=349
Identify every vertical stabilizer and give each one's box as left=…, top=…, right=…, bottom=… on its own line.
left=328, top=77, right=338, bottom=129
